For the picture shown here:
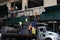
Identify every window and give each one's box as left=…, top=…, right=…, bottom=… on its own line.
left=40, top=28, right=44, bottom=31
left=28, top=0, right=44, bottom=8
left=0, top=4, right=8, bottom=17
left=11, top=0, right=43, bottom=10
left=11, top=1, right=22, bottom=10
left=57, top=0, right=60, bottom=4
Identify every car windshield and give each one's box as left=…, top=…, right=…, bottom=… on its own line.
left=46, top=27, right=53, bottom=32
left=47, top=27, right=60, bottom=35
left=37, top=24, right=55, bottom=32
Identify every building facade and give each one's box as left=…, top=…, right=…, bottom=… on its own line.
left=0, top=0, right=58, bottom=10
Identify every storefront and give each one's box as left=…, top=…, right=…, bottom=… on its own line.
left=40, top=5, right=60, bottom=34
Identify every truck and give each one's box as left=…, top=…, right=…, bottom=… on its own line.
left=37, top=23, right=60, bottom=40
left=1, top=9, right=60, bottom=40
left=1, top=22, right=36, bottom=40
left=1, top=10, right=37, bottom=40
left=1, top=22, right=60, bottom=40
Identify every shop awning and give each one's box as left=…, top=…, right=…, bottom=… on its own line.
left=40, top=5, right=60, bottom=21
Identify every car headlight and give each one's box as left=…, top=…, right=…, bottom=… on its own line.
left=0, top=33, right=1, bottom=37
left=53, top=38, right=57, bottom=40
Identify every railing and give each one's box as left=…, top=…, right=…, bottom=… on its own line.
left=8, top=6, right=45, bottom=18
left=8, top=9, right=33, bottom=18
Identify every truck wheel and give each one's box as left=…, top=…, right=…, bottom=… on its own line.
left=45, top=38, right=52, bottom=40
left=12, top=37, right=17, bottom=40
left=6, top=37, right=11, bottom=40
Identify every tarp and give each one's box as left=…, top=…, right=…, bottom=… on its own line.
left=7, top=16, right=26, bottom=24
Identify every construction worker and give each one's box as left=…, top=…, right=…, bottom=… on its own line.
left=28, top=24, right=32, bottom=35
left=28, top=23, right=36, bottom=34
left=28, top=24, right=32, bottom=30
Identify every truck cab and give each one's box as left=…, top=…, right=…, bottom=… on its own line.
left=37, top=23, right=60, bottom=40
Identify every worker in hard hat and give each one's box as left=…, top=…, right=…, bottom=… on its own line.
left=28, top=24, right=32, bottom=35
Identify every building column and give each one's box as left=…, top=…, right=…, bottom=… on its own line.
left=44, top=0, right=57, bottom=7
left=7, top=2, right=11, bottom=10
left=22, top=0, right=28, bottom=11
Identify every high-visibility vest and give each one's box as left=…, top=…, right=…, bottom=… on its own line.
left=32, top=28, right=36, bottom=34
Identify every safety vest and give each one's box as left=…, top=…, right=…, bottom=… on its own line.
left=32, top=28, right=36, bottom=34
